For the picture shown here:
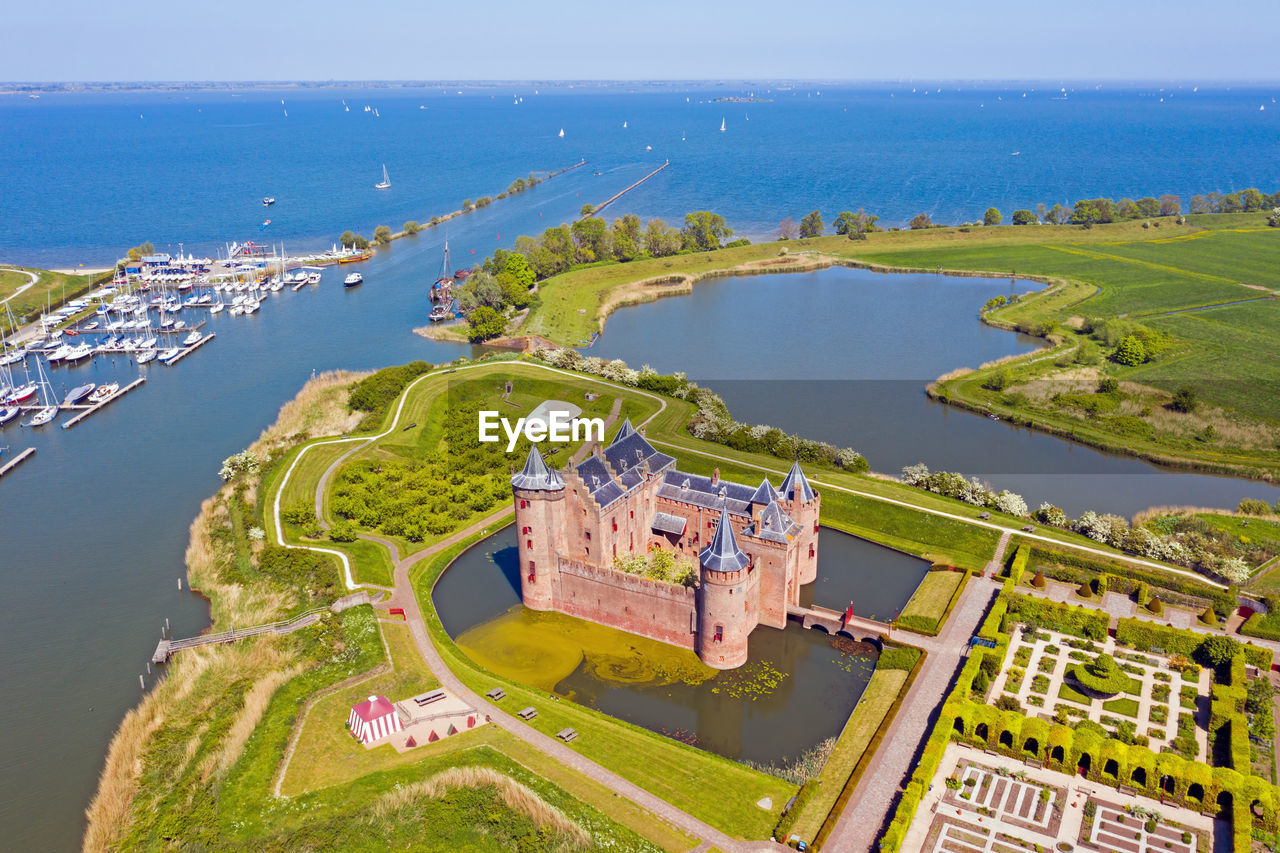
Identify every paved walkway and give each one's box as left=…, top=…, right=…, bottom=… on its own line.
left=985, top=530, right=1012, bottom=575
left=824, top=576, right=1001, bottom=850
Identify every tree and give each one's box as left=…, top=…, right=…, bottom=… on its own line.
left=340, top=230, right=357, bottom=247
left=909, top=212, right=933, bottom=230
left=1036, top=203, right=1048, bottom=223
left=610, top=214, right=643, bottom=261
left=571, top=216, right=609, bottom=263
left=834, top=211, right=857, bottom=235
left=644, top=218, right=683, bottom=257
left=403, top=220, right=422, bottom=235
left=1170, top=386, right=1198, bottom=413
left=1136, top=197, right=1161, bottom=218
left=1046, top=203, right=1070, bottom=225
left=1011, top=209, right=1036, bottom=225
left=1196, top=635, right=1241, bottom=668
left=681, top=211, right=732, bottom=251
left=1117, top=198, right=1140, bottom=220
left=373, top=225, right=393, bottom=244
left=1073, top=654, right=1131, bottom=695
left=983, top=207, right=1002, bottom=226
left=461, top=198, right=474, bottom=211
left=1269, top=207, right=1280, bottom=228
left=1112, top=335, right=1148, bottom=366
left=799, top=210, right=824, bottom=238
left=777, top=217, right=799, bottom=240
left=1072, top=200, right=1100, bottom=225
left=1242, top=188, right=1267, bottom=212
left=466, top=306, right=506, bottom=342
left=1158, top=194, right=1182, bottom=216
left=580, top=203, right=595, bottom=217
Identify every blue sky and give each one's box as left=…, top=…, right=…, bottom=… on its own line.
left=3, top=0, right=1277, bottom=81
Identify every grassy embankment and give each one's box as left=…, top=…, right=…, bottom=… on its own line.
left=0, top=266, right=105, bottom=335
left=85, top=368, right=669, bottom=853
left=519, top=214, right=1280, bottom=479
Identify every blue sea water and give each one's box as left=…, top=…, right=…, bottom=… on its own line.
left=3, top=83, right=1279, bottom=267
left=1, top=83, right=1279, bottom=850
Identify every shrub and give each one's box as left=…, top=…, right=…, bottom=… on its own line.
left=373, top=224, right=393, bottom=244
left=1072, top=654, right=1136, bottom=695
left=403, top=220, right=422, bottom=235
left=1237, top=498, right=1272, bottom=516
left=1169, top=387, right=1198, bottom=413
left=347, top=361, right=432, bottom=429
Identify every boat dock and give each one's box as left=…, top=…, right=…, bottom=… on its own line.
left=156, top=319, right=207, bottom=335
left=165, top=332, right=215, bottom=366
left=61, top=378, right=146, bottom=429
left=0, top=447, right=36, bottom=479
left=587, top=161, right=670, bottom=218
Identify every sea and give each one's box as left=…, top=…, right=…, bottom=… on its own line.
left=1, top=82, right=1278, bottom=850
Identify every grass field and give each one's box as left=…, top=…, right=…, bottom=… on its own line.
left=899, top=571, right=965, bottom=629
left=519, top=213, right=1280, bottom=478
left=0, top=266, right=101, bottom=334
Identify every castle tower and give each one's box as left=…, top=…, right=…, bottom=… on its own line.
left=780, top=461, right=821, bottom=585
left=511, top=448, right=566, bottom=611
left=696, top=507, right=756, bottom=670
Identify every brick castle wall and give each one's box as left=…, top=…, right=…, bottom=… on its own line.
left=552, top=558, right=697, bottom=650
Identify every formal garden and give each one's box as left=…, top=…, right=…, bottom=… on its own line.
left=878, top=546, right=1280, bottom=853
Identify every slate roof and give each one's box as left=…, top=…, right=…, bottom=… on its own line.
left=610, top=417, right=637, bottom=445
left=750, top=477, right=780, bottom=506
left=779, top=461, right=816, bottom=502
left=651, top=512, right=688, bottom=535
left=746, top=501, right=801, bottom=544
left=573, top=431, right=674, bottom=509
left=511, top=448, right=565, bottom=492
left=657, top=469, right=756, bottom=517
left=699, top=508, right=750, bottom=573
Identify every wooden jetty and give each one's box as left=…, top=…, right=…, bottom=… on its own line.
left=165, top=332, right=215, bottom=366
left=587, top=161, right=670, bottom=218
left=0, top=447, right=36, bottom=479
left=156, top=319, right=207, bottom=335
left=152, top=591, right=376, bottom=664
left=61, top=377, right=146, bottom=429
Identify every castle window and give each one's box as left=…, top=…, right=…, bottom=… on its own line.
left=528, top=561, right=536, bottom=581
left=629, top=510, right=634, bottom=519
left=813, top=521, right=819, bottom=533
left=613, top=544, right=617, bottom=557
left=584, top=531, right=591, bottom=541
left=611, top=520, right=617, bottom=532
left=713, top=624, right=723, bottom=643
left=519, top=500, right=528, bottom=509
left=809, top=545, right=816, bottom=558
left=586, top=546, right=590, bottom=556
left=526, top=539, right=532, bottom=550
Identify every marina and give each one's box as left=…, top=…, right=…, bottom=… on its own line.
left=59, top=377, right=146, bottom=429
left=0, top=446, right=35, bottom=478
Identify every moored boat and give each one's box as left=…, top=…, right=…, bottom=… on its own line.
left=182, top=331, right=202, bottom=346
left=24, top=405, right=57, bottom=427
left=88, top=383, right=119, bottom=404
left=0, top=406, right=19, bottom=426
left=63, top=383, right=95, bottom=406
left=136, top=349, right=158, bottom=364
left=5, top=382, right=37, bottom=404
left=344, top=272, right=363, bottom=287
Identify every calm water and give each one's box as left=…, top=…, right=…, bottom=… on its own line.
left=3, top=84, right=1280, bottom=267
left=434, top=525, right=925, bottom=763
left=590, top=268, right=1280, bottom=516
left=1, top=85, right=1279, bottom=848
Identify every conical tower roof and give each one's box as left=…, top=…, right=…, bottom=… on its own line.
left=779, top=461, right=816, bottom=502
left=750, top=477, right=779, bottom=506
left=511, top=447, right=564, bottom=491
left=699, top=507, right=749, bottom=573
left=610, top=417, right=637, bottom=446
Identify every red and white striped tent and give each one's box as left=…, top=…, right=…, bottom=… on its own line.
left=348, top=694, right=402, bottom=745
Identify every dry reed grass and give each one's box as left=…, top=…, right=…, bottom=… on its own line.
left=247, top=369, right=368, bottom=460
left=371, top=766, right=590, bottom=850
left=204, top=662, right=306, bottom=781
left=1132, top=504, right=1280, bottom=526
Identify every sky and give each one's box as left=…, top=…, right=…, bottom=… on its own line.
left=2, top=0, right=1278, bottom=82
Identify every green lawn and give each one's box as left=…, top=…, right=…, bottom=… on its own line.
left=898, top=571, right=965, bottom=632
left=1102, top=697, right=1141, bottom=719
left=1057, top=681, right=1092, bottom=706
left=0, top=266, right=102, bottom=334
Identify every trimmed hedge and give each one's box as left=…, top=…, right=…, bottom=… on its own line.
left=1029, top=546, right=1233, bottom=615
left=774, top=776, right=819, bottom=841
left=1002, top=593, right=1109, bottom=640
left=897, top=569, right=971, bottom=636
left=1115, top=619, right=1273, bottom=671
left=1240, top=610, right=1280, bottom=642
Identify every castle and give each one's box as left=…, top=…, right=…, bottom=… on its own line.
left=511, top=419, right=821, bottom=669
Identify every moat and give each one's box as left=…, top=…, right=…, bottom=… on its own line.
left=434, top=524, right=928, bottom=764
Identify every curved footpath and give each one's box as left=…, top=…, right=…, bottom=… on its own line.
left=268, top=359, right=1235, bottom=851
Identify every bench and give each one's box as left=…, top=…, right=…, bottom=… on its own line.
left=517, top=706, right=537, bottom=720
left=555, top=728, right=578, bottom=742
left=485, top=688, right=506, bottom=701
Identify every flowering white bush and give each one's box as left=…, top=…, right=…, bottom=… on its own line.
left=248, top=526, right=265, bottom=541
left=901, top=463, right=930, bottom=486
left=1215, top=557, right=1250, bottom=584
left=219, top=450, right=261, bottom=482
left=994, top=490, right=1029, bottom=518
left=1035, top=503, right=1069, bottom=527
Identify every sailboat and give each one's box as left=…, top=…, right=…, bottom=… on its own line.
left=23, top=358, right=57, bottom=427
left=720, top=118, right=726, bottom=132
left=432, top=241, right=452, bottom=301
left=375, top=164, right=391, bottom=190
left=558, top=128, right=564, bottom=138
left=623, top=121, right=627, bottom=128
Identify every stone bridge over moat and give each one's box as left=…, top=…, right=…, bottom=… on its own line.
left=786, top=603, right=891, bottom=646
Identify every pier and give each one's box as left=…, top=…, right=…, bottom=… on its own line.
left=61, top=378, right=146, bottom=429
left=0, top=447, right=36, bottom=479
left=586, top=161, right=670, bottom=218
left=165, top=332, right=215, bottom=365
left=152, top=591, right=376, bottom=664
